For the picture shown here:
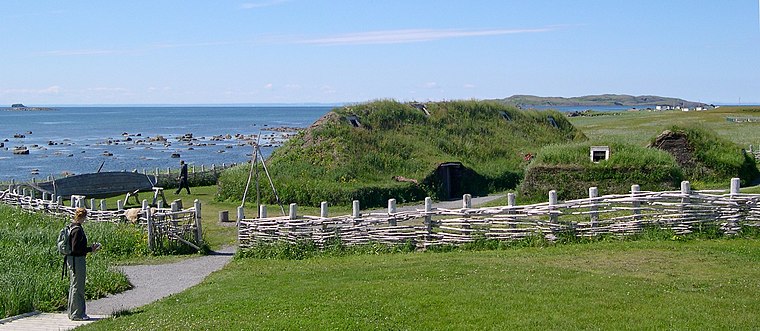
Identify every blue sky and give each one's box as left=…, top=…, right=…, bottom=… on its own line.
left=1, top=1, right=758, bottom=105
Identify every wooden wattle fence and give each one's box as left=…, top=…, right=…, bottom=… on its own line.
left=238, top=178, right=760, bottom=249
left=0, top=186, right=203, bottom=252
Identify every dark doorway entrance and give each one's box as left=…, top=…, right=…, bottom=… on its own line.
left=437, top=162, right=463, bottom=200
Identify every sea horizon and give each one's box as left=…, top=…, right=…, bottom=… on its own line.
left=0, top=106, right=332, bottom=183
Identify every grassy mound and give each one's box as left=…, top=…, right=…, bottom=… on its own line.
left=520, top=141, right=683, bottom=200
left=649, top=124, right=759, bottom=186
left=219, top=100, right=585, bottom=207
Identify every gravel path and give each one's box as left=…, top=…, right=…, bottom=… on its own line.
left=86, top=246, right=235, bottom=315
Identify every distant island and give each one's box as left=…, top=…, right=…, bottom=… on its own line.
left=2, top=104, right=56, bottom=111
left=496, top=94, right=711, bottom=108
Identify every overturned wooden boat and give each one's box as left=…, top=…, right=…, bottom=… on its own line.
left=27, top=171, right=157, bottom=199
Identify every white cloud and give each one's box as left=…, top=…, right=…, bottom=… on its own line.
left=463, top=84, right=476, bottom=89
left=299, top=27, right=558, bottom=45
left=1, top=85, right=61, bottom=95
left=320, top=85, right=336, bottom=94
left=264, top=83, right=273, bottom=89
left=87, top=87, right=129, bottom=93
left=240, top=0, right=289, bottom=9
left=37, top=49, right=124, bottom=56
left=422, top=82, right=440, bottom=89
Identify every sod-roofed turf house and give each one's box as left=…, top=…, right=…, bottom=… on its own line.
left=219, top=100, right=586, bottom=207
left=648, top=125, right=759, bottom=185
left=520, top=125, right=759, bottom=200
left=520, top=142, right=683, bottom=200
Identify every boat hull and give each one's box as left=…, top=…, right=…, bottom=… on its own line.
left=32, top=172, right=157, bottom=199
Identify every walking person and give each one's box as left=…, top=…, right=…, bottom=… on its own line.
left=175, top=160, right=191, bottom=194
left=67, top=207, right=102, bottom=321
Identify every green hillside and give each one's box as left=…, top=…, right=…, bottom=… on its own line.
left=498, top=94, right=708, bottom=108
left=218, top=100, right=586, bottom=207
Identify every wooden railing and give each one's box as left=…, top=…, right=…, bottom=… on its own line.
left=237, top=179, right=760, bottom=249
left=0, top=188, right=203, bottom=252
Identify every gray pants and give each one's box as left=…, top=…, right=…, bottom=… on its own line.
left=67, top=255, right=87, bottom=319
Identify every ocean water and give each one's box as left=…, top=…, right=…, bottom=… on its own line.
left=0, top=106, right=332, bottom=182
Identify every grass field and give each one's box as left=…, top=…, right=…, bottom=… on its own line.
left=79, top=238, right=760, bottom=330
left=4, top=105, right=760, bottom=327
left=568, top=107, right=760, bottom=147
left=0, top=205, right=147, bottom=319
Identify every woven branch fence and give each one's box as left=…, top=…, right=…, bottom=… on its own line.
left=238, top=178, right=760, bottom=249
left=0, top=187, right=203, bottom=252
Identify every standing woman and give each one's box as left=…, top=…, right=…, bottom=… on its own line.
left=67, top=207, right=101, bottom=321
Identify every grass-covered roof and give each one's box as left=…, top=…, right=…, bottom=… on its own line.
left=219, top=100, right=586, bottom=207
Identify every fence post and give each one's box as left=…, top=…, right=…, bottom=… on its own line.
left=677, top=181, right=691, bottom=222
left=548, top=190, right=558, bottom=222
left=194, top=199, right=203, bottom=245
left=155, top=168, right=159, bottom=176
left=352, top=200, right=360, bottom=218
left=730, top=178, right=740, bottom=197
left=424, top=197, right=433, bottom=238
left=56, top=196, right=63, bottom=211
left=589, top=187, right=598, bottom=226
left=388, top=199, right=397, bottom=226
left=289, top=203, right=297, bottom=220
left=319, top=202, right=327, bottom=218
left=117, top=199, right=124, bottom=211
left=100, top=199, right=107, bottom=211
left=462, top=194, right=472, bottom=209
left=507, top=193, right=516, bottom=214
left=631, top=184, right=641, bottom=221
left=237, top=205, right=245, bottom=222
left=259, top=204, right=268, bottom=219
left=146, top=205, right=154, bottom=251
left=728, top=178, right=741, bottom=235
left=388, top=199, right=396, bottom=214
left=90, top=198, right=96, bottom=210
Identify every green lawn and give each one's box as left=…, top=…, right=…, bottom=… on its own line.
left=80, top=238, right=760, bottom=330
left=568, top=107, right=760, bottom=147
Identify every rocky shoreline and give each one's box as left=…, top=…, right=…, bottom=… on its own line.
left=1, top=126, right=303, bottom=179
left=1, top=107, right=57, bottom=111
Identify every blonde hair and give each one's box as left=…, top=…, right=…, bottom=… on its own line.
left=74, top=207, right=87, bottom=223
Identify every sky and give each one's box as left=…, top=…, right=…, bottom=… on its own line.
left=1, top=0, right=759, bottom=105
